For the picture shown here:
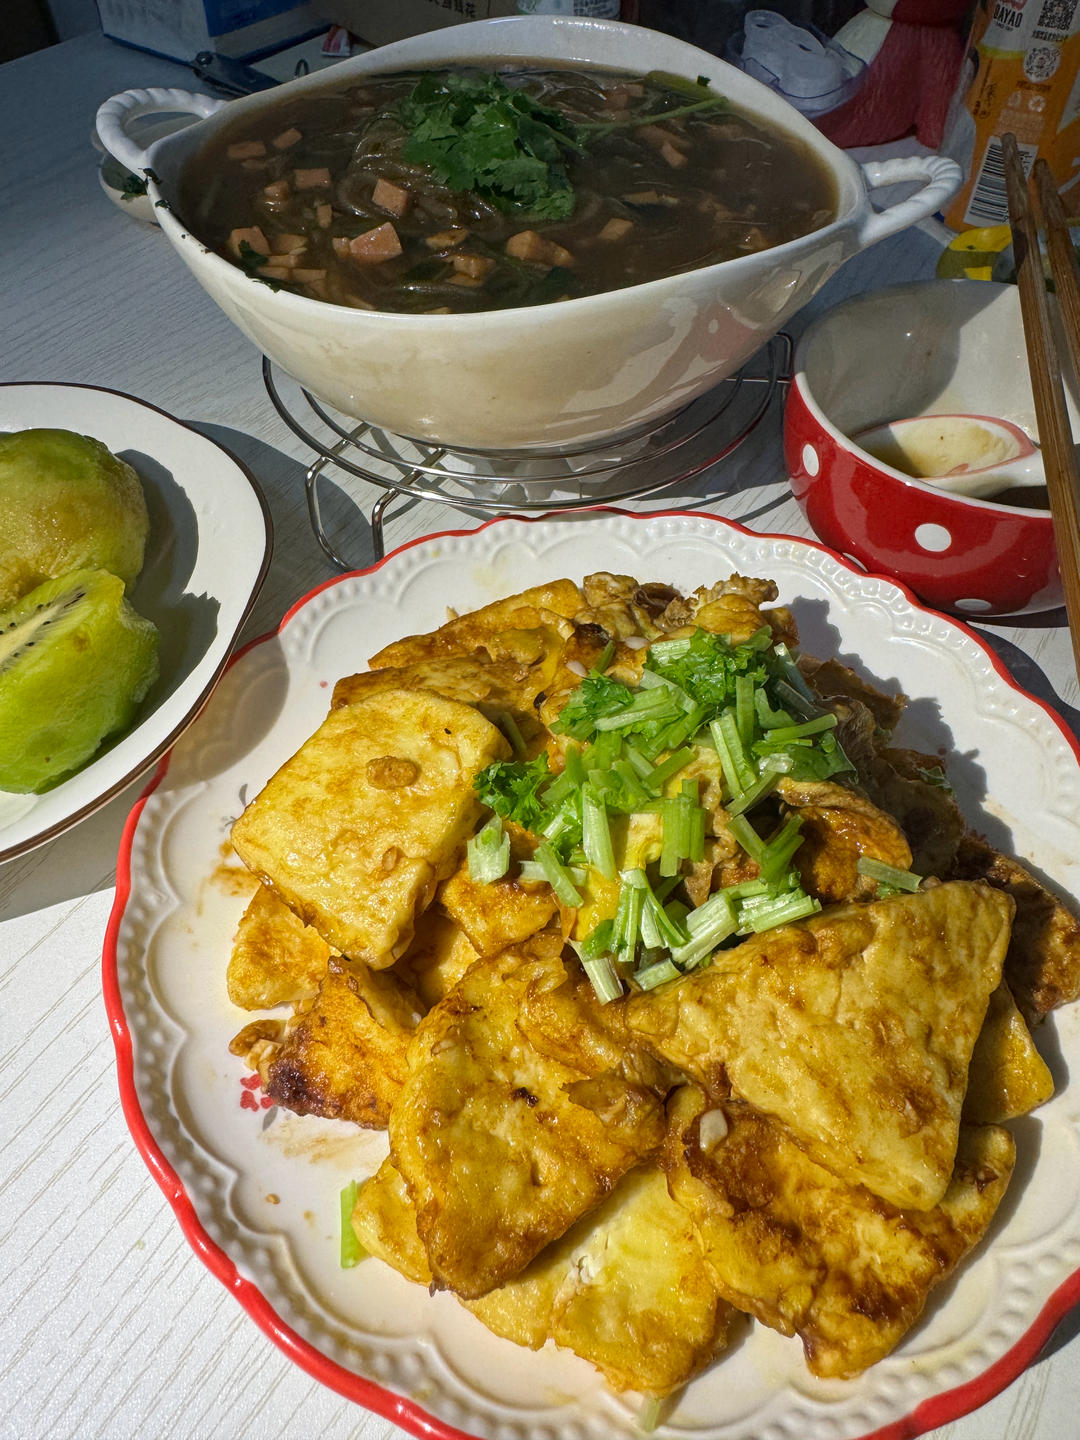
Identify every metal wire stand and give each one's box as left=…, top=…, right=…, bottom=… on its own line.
left=263, top=333, right=789, bottom=567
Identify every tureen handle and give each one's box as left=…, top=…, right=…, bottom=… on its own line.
left=854, top=155, right=963, bottom=248
left=95, top=87, right=228, bottom=177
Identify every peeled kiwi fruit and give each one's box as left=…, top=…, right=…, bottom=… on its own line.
left=0, top=568, right=159, bottom=793
left=0, top=428, right=150, bottom=607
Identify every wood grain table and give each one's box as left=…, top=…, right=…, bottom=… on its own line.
left=3, top=30, right=1079, bottom=1440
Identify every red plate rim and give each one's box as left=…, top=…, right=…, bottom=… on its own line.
left=102, top=506, right=1080, bottom=1440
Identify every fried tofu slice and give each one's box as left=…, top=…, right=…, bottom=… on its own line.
left=438, top=830, right=558, bottom=958
left=950, top=834, right=1080, bottom=1022
left=776, top=778, right=914, bottom=904
left=395, top=907, right=479, bottom=1010
left=627, top=882, right=1014, bottom=1210
left=368, top=580, right=583, bottom=669
left=352, top=1157, right=734, bottom=1396
left=230, top=689, right=509, bottom=965
left=652, top=574, right=797, bottom=647
left=964, top=982, right=1055, bottom=1123
left=388, top=935, right=666, bottom=1298
left=227, top=882, right=333, bottom=1009
left=262, top=956, right=423, bottom=1127
left=331, top=650, right=554, bottom=755
left=663, top=1087, right=1015, bottom=1378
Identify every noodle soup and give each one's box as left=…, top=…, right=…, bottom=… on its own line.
left=180, top=65, right=837, bottom=315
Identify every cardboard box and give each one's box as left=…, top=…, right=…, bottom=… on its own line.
left=321, top=1, right=512, bottom=49
left=95, top=0, right=329, bottom=62
left=322, top=1, right=624, bottom=51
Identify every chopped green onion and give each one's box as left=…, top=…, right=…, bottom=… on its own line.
left=656, top=702, right=710, bottom=754
left=670, top=889, right=738, bottom=968
left=857, top=856, right=923, bottom=892
left=762, top=713, right=838, bottom=744
left=340, top=1180, right=363, bottom=1268
left=734, top=673, right=755, bottom=745
left=624, top=744, right=653, bottom=780
left=637, top=1394, right=663, bottom=1433
left=578, top=918, right=615, bottom=960
left=772, top=643, right=815, bottom=701
left=467, top=814, right=510, bottom=883
left=755, top=688, right=795, bottom=729
left=585, top=729, right=624, bottom=772
left=726, top=811, right=768, bottom=865
left=739, top=890, right=821, bottom=933
left=773, top=678, right=818, bottom=719
left=582, top=788, right=616, bottom=881
left=593, top=688, right=678, bottom=730
left=637, top=667, right=696, bottom=710
left=757, top=815, right=805, bottom=883
left=643, top=746, right=699, bottom=795
left=619, top=888, right=646, bottom=966
left=711, top=711, right=756, bottom=795
left=611, top=757, right=653, bottom=810
left=591, top=639, right=615, bottom=675
left=496, top=710, right=528, bottom=758
left=634, top=957, right=682, bottom=991
left=582, top=953, right=622, bottom=1003
left=518, top=859, right=587, bottom=885
left=534, top=842, right=584, bottom=906
left=723, top=771, right=779, bottom=817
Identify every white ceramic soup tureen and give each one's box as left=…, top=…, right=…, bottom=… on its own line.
left=97, top=16, right=961, bottom=451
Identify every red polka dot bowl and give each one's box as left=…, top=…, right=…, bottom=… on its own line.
left=783, top=279, right=1063, bottom=617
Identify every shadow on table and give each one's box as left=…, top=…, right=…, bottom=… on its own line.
left=0, top=767, right=153, bottom=920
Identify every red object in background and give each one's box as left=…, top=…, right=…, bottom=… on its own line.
left=817, top=0, right=970, bottom=149
left=783, top=377, right=1062, bottom=617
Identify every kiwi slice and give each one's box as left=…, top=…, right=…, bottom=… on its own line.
left=0, top=428, right=150, bottom=607
left=0, top=568, right=159, bottom=794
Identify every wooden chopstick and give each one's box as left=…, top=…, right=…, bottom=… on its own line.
left=1002, top=133, right=1080, bottom=678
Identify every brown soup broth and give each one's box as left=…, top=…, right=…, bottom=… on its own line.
left=180, top=65, right=838, bottom=314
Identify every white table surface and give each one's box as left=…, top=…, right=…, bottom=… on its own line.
left=3, top=30, right=1080, bottom=1440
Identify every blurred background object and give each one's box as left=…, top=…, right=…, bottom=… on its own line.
left=726, top=8, right=866, bottom=118
left=942, top=0, right=1080, bottom=233
left=815, top=0, right=973, bottom=148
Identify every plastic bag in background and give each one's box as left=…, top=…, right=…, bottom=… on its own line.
left=942, top=0, right=1080, bottom=231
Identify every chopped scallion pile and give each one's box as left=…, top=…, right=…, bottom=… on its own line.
left=470, top=621, right=851, bottom=996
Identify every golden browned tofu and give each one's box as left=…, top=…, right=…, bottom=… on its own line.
left=227, top=883, right=333, bottom=1009
left=230, top=689, right=509, bottom=965
left=951, top=834, right=1080, bottom=1022
left=627, top=882, right=1014, bottom=1210
left=664, top=1087, right=1014, bottom=1378
left=265, top=957, right=423, bottom=1128
left=396, top=907, right=479, bottom=1010
left=352, top=1158, right=733, bottom=1396
left=369, top=580, right=583, bottom=668
left=388, top=935, right=666, bottom=1298
left=351, top=1157, right=432, bottom=1283
left=651, top=575, right=796, bottom=646
left=964, top=982, right=1055, bottom=1123
left=331, top=651, right=553, bottom=755
left=438, top=837, right=558, bottom=958
left=775, top=778, right=913, bottom=904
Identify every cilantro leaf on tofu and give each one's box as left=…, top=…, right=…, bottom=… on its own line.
left=399, top=72, right=581, bottom=219
left=551, top=673, right=634, bottom=741
left=645, top=630, right=768, bottom=709
left=474, top=752, right=552, bottom=830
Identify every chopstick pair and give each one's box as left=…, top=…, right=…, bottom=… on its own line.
left=1001, top=134, right=1080, bottom=680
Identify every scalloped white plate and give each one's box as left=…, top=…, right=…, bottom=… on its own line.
left=106, top=511, right=1080, bottom=1440
left=0, top=382, right=272, bottom=862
